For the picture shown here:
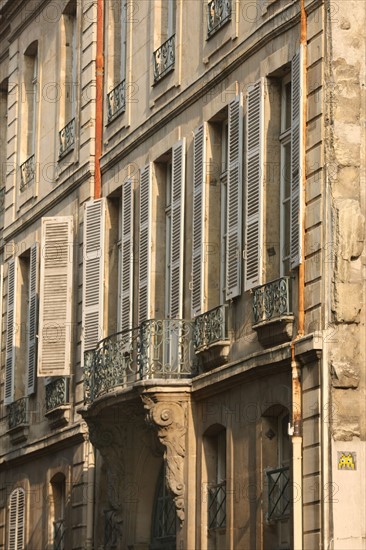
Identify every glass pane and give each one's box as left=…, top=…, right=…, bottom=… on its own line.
left=284, top=142, right=291, bottom=198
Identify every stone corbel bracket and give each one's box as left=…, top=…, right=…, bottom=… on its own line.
left=141, top=392, right=189, bottom=524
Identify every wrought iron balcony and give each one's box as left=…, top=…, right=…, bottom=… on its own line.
left=194, top=304, right=229, bottom=352
left=20, top=154, right=35, bottom=191
left=84, top=319, right=197, bottom=404
left=107, top=80, right=126, bottom=122
left=207, top=0, right=232, bottom=37
left=59, top=118, right=75, bottom=158
left=53, top=519, right=65, bottom=550
left=208, top=481, right=226, bottom=529
left=0, top=186, right=5, bottom=214
left=8, top=397, right=29, bottom=430
left=252, top=276, right=292, bottom=325
left=153, top=35, right=175, bottom=83
left=45, top=377, right=69, bottom=413
left=266, top=466, right=290, bottom=521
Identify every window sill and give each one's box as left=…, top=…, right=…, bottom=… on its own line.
left=45, top=405, right=71, bottom=429
left=253, top=315, right=294, bottom=347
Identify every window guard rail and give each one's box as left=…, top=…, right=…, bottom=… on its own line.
left=153, top=34, right=175, bottom=82
left=107, top=79, right=126, bottom=122
left=208, top=481, right=226, bottom=529
left=8, top=397, right=29, bottom=430
left=45, top=377, right=69, bottom=413
left=252, top=276, right=292, bottom=324
left=20, top=154, right=35, bottom=191
left=193, top=304, right=229, bottom=351
left=53, top=519, right=65, bottom=550
left=59, top=118, right=75, bottom=158
left=266, top=466, right=290, bottom=521
left=207, top=0, right=232, bottom=37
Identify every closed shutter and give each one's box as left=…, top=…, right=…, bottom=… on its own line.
left=138, top=164, right=152, bottom=325
left=5, top=259, right=16, bottom=405
left=27, top=243, right=38, bottom=394
left=119, top=179, right=134, bottom=331
left=38, top=217, right=73, bottom=377
left=290, top=47, right=304, bottom=268
left=244, top=80, right=264, bottom=290
left=82, top=199, right=105, bottom=353
left=191, top=123, right=207, bottom=316
left=170, top=138, right=186, bottom=318
left=226, top=94, right=243, bottom=299
left=9, top=488, right=25, bottom=550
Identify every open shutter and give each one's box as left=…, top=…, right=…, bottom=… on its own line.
left=226, top=94, right=243, bottom=299
left=191, top=123, right=207, bottom=316
left=170, top=138, right=186, bottom=319
left=27, top=243, right=38, bottom=395
left=82, top=199, right=105, bottom=353
left=9, top=488, right=25, bottom=550
left=5, top=259, right=16, bottom=405
left=119, top=179, right=134, bottom=331
left=138, top=164, right=152, bottom=325
left=244, top=80, right=264, bottom=290
left=290, top=47, right=304, bottom=268
left=38, top=217, right=73, bottom=377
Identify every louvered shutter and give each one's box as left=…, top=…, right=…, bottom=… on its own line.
left=170, top=138, right=185, bottom=319
left=226, top=94, right=243, bottom=299
left=191, top=124, right=207, bottom=316
left=27, top=243, right=38, bottom=394
left=138, top=164, right=152, bottom=325
left=5, top=259, right=16, bottom=405
left=9, top=488, right=25, bottom=550
left=244, top=80, right=264, bottom=290
left=82, top=199, right=105, bottom=353
left=38, top=217, right=73, bottom=376
left=290, top=47, right=304, bottom=268
left=119, top=179, right=134, bottom=331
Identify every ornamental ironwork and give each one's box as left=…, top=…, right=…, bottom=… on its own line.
left=153, top=35, right=175, bottom=83
left=8, top=397, right=29, bottom=430
left=45, top=378, right=69, bottom=412
left=107, top=80, right=126, bottom=122
left=0, top=187, right=5, bottom=214
left=193, top=304, right=229, bottom=351
left=20, top=154, right=35, bottom=191
left=208, top=481, right=226, bottom=528
left=252, top=276, right=292, bottom=324
left=53, top=519, right=65, bottom=550
left=266, top=466, right=290, bottom=520
left=207, top=0, right=232, bottom=37
left=59, top=118, right=75, bottom=157
left=84, top=319, right=197, bottom=404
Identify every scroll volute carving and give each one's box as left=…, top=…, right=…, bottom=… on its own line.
left=142, top=395, right=187, bottom=524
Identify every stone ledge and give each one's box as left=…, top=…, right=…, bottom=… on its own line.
left=45, top=405, right=71, bottom=430
left=253, top=315, right=295, bottom=347
left=7, top=424, right=29, bottom=445
left=195, top=341, right=230, bottom=370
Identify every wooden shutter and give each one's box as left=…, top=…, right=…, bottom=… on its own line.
left=226, top=94, right=243, bottom=299
left=244, top=80, right=264, bottom=290
left=5, top=259, right=16, bottom=404
left=119, top=179, right=134, bottom=331
left=82, top=199, right=105, bottom=353
left=27, top=243, right=38, bottom=395
left=138, top=164, right=152, bottom=325
left=38, top=217, right=73, bottom=377
left=290, top=47, right=304, bottom=268
left=9, top=488, right=25, bottom=550
left=170, top=138, right=186, bottom=318
left=191, top=123, right=207, bottom=316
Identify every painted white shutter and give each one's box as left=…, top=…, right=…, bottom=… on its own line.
left=226, top=94, right=243, bottom=299
left=9, top=488, right=25, bottom=550
left=38, top=217, right=73, bottom=377
left=82, top=199, right=105, bottom=353
left=119, top=179, right=134, bottom=331
left=244, top=80, right=264, bottom=290
left=5, top=259, right=16, bottom=405
left=138, top=164, right=152, bottom=325
left=170, top=138, right=185, bottom=319
left=290, top=47, right=304, bottom=268
left=191, top=123, right=207, bottom=316
left=27, top=243, right=38, bottom=395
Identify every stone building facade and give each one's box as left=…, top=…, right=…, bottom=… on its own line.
left=0, top=0, right=365, bottom=549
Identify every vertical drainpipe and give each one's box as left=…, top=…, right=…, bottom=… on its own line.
left=94, top=0, right=104, bottom=199
left=291, top=1, right=307, bottom=549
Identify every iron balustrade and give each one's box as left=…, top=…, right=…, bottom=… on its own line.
left=107, top=80, right=126, bottom=122
left=20, top=154, right=35, bottom=191
left=53, top=519, right=65, bottom=550
left=193, top=304, right=229, bottom=351
left=84, top=319, right=197, bottom=404
left=0, top=187, right=5, bottom=213
left=252, top=276, right=292, bottom=324
left=59, top=118, right=75, bottom=157
left=207, top=0, right=232, bottom=37
left=8, top=397, right=29, bottom=430
left=208, top=481, right=226, bottom=529
left=153, top=35, right=175, bottom=82
left=45, top=378, right=69, bottom=412
left=266, top=466, right=290, bottom=521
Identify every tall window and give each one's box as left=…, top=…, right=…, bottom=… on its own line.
left=153, top=0, right=176, bottom=82
left=23, top=42, right=38, bottom=161
left=280, top=76, right=292, bottom=276
left=8, top=488, right=25, bottom=550
left=107, top=0, right=127, bottom=121
left=51, top=474, right=66, bottom=550
left=0, top=78, right=8, bottom=192
left=161, top=0, right=176, bottom=43
left=203, top=426, right=227, bottom=530
left=151, top=463, right=176, bottom=550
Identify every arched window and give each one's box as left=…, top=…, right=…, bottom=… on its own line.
left=150, top=463, right=176, bottom=550
left=50, top=473, right=66, bottom=550
left=8, top=488, right=25, bottom=550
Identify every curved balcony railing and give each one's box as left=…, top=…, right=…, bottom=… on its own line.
left=252, top=276, right=292, bottom=324
left=84, top=319, right=197, bottom=404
